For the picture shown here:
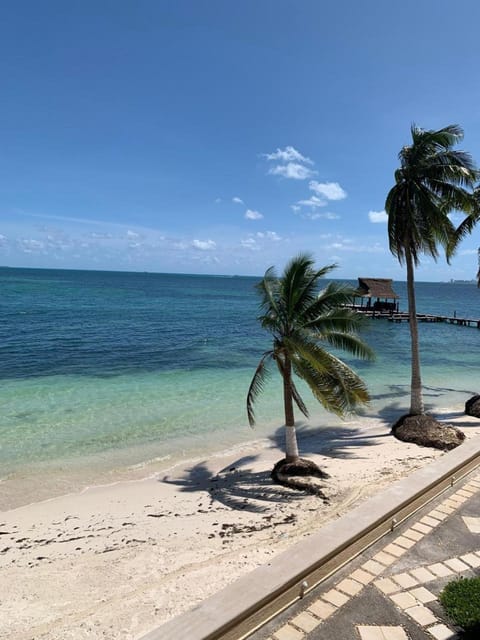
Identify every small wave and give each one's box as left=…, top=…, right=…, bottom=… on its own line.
left=127, top=454, right=171, bottom=470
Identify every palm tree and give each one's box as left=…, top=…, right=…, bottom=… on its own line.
left=247, top=254, right=374, bottom=485
left=450, top=190, right=480, bottom=419
left=385, top=124, right=477, bottom=446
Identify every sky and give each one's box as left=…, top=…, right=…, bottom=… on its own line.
left=2, top=0, right=480, bottom=281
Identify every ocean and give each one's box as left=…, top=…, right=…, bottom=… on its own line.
left=1, top=267, right=479, bottom=507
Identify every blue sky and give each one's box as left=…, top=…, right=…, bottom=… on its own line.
left=2, top=0, right=480, bottom=280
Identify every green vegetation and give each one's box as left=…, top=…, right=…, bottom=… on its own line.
left=386, top=124, right=478, bottom=417
left=247, top=254, right=374, bottom=486
left=440, top=576, right=480, bottom=634
left=452, top=186, right=480, bottom=286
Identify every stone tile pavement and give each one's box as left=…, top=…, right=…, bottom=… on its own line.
left=251, top=473, right=480, bottom=640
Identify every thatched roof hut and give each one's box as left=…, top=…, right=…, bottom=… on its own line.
left=355, top=278, right=399, bottom=312
left=356, top=278, right=399, bottom=300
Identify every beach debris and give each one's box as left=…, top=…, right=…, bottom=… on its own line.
left=465, top=394, right=480, bottom=418
left=392, top=414, right=465, bottom=451
left=214, top=513, right=297, bottom=538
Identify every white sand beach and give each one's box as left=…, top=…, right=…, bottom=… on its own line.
left=1, top=410, right=480, bottom=640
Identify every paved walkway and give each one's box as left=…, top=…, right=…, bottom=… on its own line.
left=252, top=470, right=480, bottom=640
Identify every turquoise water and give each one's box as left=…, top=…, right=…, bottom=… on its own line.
left=1, top=268, right=479, bottom=499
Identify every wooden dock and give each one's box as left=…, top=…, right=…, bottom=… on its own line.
left=353, top=308, right=480, bottom=328
left=389, top=312, right=480, bottom=328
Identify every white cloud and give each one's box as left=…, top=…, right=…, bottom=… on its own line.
left=304, top=211, right=340, bottom=220
left=268, top=162, right=316, bottom=180
left=245, top=209, right=264, bottom=220
left=309, top=181, right=347, bottom=201
left=266, top=231, right=281, bottom=241
left=297, top=195, right=327, bottom=209
left=256, top=231, right=281, bottom=241
left=324, top=239, right=386, bottom=254
left=264, top=146, right=313, bottom=165
left=191, top=239, right=216, bottom=251
left=459, top=248, right=478, bottom=256
left=127, top=230, right=140, bottom=238
left=294, top=181, right=347, bottom=215
left=214, top=198, right=222, bottom=204
left=18, top=238, right=45, bottom=253
left=232, top=197, right=244, bottom=204
left=241, top=237, right=258, bottom=250
left=368, top=210, right=388, bottom=223
left=264, top=146, right=317, bottom=181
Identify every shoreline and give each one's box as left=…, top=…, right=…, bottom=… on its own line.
left=2, top=408, right=480, bottom=639
left=0, top=434, right=276, bottom=512
left=2, top=375, right=475, bottom=513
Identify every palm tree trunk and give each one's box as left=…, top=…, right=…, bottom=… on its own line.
left=406, top=249, right=424, bottom=415
left=283, top=355, right=300, bottom=462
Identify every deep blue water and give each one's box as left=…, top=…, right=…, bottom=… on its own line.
left=0, top=269, right=262, bottom=379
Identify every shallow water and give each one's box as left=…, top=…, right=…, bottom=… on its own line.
left=0, top=267, right=479, bottom=501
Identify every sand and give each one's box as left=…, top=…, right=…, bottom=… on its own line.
left=1, top=410, right=480, bottom=640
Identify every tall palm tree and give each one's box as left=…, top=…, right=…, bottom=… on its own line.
left=386, top=124, right=477, bottom=440
left=449, top=190, right=480, bottom=420
left=247, top=254, right=373, bottom=481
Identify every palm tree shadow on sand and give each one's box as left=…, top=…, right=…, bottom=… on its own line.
left=161, top=459, right=326, bottom=513
left=267, top=423, right=387, bottom=461
left=360, top=382, right=480, bottom=429
left=161, top=422, right=393, bottom=512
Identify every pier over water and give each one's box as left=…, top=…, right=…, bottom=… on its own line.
left=351, top=277, right=480, bottom=328
left=351, top=307, right=480, bottom=328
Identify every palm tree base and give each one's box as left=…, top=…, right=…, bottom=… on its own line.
left=271, top=457, right=330, bottom=497
left=392, top=414, right=465, bottom=451
left=465, top=395, right=480, bottom=418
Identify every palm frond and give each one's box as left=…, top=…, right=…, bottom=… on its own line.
left=304, top=306, right=370, bottom=334
left=284, top=333, right=371, bottom=415
left=409, top=124, right=464, bottom=155
left=293, top=264, right=338, bottom=319
left=447, top=188, right=480, bottom=260
left=246, top=351, right=273, bottom=427
left=256, top=266, right=279, bottom=313
left=320, top=331, right=376, bottom=360
left=290, top=378, right=309, bottom=418
left=283, top=254, right=316, bottom=319
left=452, top=211, right=480, bottom=247
left=291, top=350, right=370, bottom=416
left=310, top=281, right=356, bottom=311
